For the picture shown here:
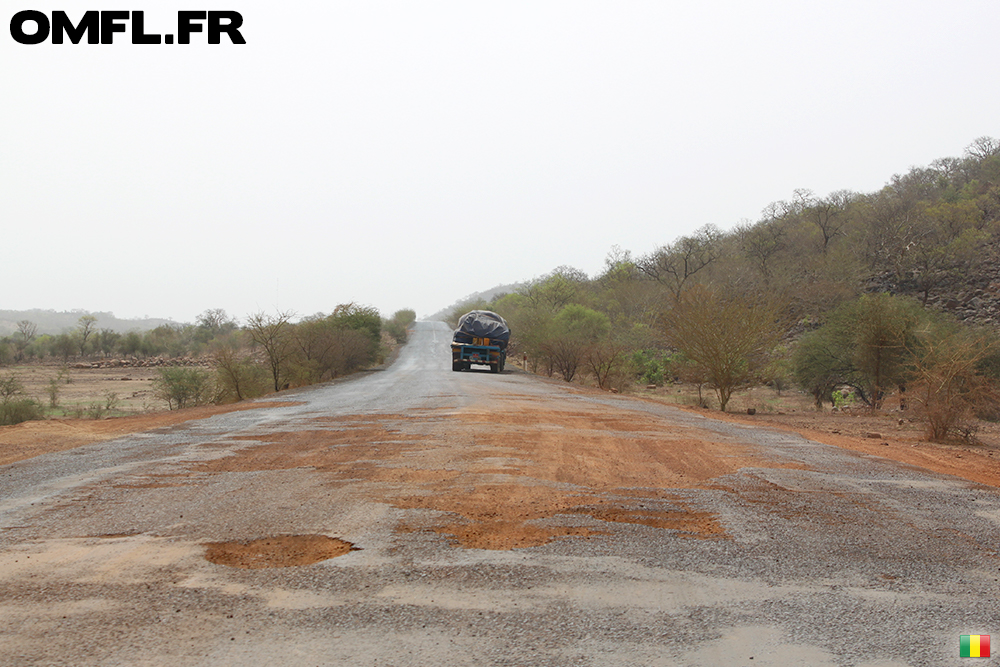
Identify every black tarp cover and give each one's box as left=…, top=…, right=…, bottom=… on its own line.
left=453, top=310, right=510, bottom=349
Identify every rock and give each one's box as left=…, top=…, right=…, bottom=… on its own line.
left=866, top=432, right=882, bottom=439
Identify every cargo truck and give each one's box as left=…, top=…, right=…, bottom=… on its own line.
left=451, top=310, right=510, bottom=373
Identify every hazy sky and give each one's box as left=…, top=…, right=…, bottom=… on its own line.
left=4, top=0, right=998, bottom=323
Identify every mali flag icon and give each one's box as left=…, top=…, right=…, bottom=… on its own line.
left=960, top=635, right=990, bottom=657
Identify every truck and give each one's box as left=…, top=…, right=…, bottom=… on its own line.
left=451, top=310, right=510, bottom=373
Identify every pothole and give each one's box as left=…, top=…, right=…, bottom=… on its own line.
left=204, top=534, right=355, bottom=568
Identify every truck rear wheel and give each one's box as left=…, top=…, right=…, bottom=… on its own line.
left=452, top=360, right=462, bottom=372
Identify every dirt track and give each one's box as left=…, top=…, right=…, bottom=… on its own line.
left=1, top=322, right=999, bottom=666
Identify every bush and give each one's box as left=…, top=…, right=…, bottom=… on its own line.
left=910, top=325, right=999, bottom=442
left=211, top=335, right=270, bottom=403
left=633, top=350, right=670, bottom=385
left=153, top=367, right=214, bottom=410
left=214, top=358, right=270, bottom=403
left=0, top=398, right=44, bottom=426
left=0, top=374, right=43, bottom=425
left=661, top=285, right=784, bottom=411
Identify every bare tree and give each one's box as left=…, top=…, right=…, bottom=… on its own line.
left=737, top=219, right=787, bottom=284
left=16, top=320, right=37, bottom=344
left=14, top=320, right=37, bottom=361
left=637, top=224, right=722, bottom=296
left=965, top=136, right=1000, bottom=160
left=77, top=315, right=98, bottom=357
left=197, top=308, right=237, bottom=336
left=805, top=190, right=855, bottom=252
left=245, top=310, right=295, bottom=391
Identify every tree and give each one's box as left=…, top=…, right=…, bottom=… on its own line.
left=77, top=315, right=98, bottom=357
left=661, top=285, right=784, bottom=411
left=857, top=189, right=920, bottom=275
left=586, top=333, right=634, bottom=390
left=153, top=367, right=214, bottom=410
left=965, top=136, right=1000, bottom=161
left=120, top=330, right=143, bottom=358
left=791, top=294, right=924, bottom=408
left=384, top=309, right=417, bottom=344
left=637, top=225, right=722, bottom=296
left=97, top=329, right=121, bottom=358
left=541, top=304, right=609, bottom=382
left=0, top=373, right=43, bottom=425
left=804, top=190, right=854, bottom=253
left=245, top=310, right=296, bottom=391
left=522, top=267, right=589, bottom=310
left=902, top=200, right=987, bottom=305
left=329, top=303, right=382, bottom=352
left=792, top=329, right=847, bottom=409
left=737, top=218, right=787, bottom=284
left=52, top=333, right=76, bottom=361
left=197, top=308, right=237, bottom=334
left=211, top=333, right=268, bottom=403
left=14, top=320, right=37, bottom=361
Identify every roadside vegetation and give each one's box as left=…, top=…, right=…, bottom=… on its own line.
left=0, top=306, right=417, bottom=425
left=449, top=137, right=1000, bottom=443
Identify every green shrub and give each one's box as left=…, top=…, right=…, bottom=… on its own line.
left=153, top=367, right=214, bottom=410
left=214, top=358, right=270, bottom=403
left=0, top=398, right=44, bottom=426
left=632, top=350, right=669, bottom=386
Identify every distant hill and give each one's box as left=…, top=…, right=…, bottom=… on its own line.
left=0, top=309, right=183, bottom=337
left=427, top=282, right=526, bottom=323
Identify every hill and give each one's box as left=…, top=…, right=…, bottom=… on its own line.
left=427, top=282, right=526, bottom=323
left=0, top=309, right=182, bottom=337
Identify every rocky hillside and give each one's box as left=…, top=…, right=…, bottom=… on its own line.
left=867, top=239, right=1000, bottom=328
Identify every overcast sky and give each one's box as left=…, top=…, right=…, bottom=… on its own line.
left=4, top=0, right=998, bottom=323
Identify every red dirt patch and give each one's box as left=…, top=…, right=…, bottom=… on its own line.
left=204, top=534, right=354, bottom=568
left=0, top=401, right=303, bottom=467
left=187, top=405, right=790, bottom=549
left=668, top=403, right=1000, bottom=490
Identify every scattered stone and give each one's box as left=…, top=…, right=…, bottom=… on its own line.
left=866, top=432, right=882, bottom=439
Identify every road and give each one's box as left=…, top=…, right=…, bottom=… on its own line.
left=1, top=321, right=998, bottom=667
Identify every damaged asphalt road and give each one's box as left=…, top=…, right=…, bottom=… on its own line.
left=1, top=321, right=998, bottom=667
